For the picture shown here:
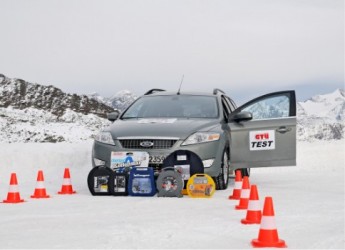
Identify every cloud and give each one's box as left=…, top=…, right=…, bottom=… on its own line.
left=0, top=0, right=343, bottom=99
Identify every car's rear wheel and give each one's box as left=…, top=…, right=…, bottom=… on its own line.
left=213, top=148, right=230, bottom=190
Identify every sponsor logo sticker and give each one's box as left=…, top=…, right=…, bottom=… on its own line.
left=249, top=130, right=275, bottom=151
left=177, top=155, right=187, bottom=161
left=138, top=118, right=177, bottom=124
left=111, top=151, right=149, bottom=169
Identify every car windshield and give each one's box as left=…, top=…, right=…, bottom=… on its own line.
left=122, top=95, right=219, bottom=119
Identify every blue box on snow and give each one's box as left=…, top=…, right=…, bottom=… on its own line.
left=128, top=167, right=156, bottom=196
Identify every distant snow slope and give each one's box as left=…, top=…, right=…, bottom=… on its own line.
left=0, top=107, right=110, bottom=143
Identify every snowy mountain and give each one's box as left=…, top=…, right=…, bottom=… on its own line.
left=0, top=74, right=114, bottom=142
left=298, top=88, right=344, bottom=120
left=0, top=74, right=114, bottom=118
left=297, top=88, right=344, bottom=140
left=87, top=90, right=137, bottom=111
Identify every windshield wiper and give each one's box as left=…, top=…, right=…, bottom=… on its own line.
left=121, top=117, right=141, bottom=120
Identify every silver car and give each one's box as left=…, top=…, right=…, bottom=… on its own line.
left=92, top=89, right=296, bottom=190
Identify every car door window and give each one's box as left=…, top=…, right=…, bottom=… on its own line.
left=242, top=95, right=290, bottom=120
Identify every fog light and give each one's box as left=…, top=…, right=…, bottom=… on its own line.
left=94, top=158, right=105, bottom=167
left=203, top=159, right=214, bottom=168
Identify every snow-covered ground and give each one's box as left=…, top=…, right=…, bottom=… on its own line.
left=0, top=140, right=344, bottom=249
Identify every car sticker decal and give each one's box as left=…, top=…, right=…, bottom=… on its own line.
left=111, top=151, right=149, bottom=169
left=138, top=118, right=177, bottom=124
left=249, top=130, right=275, bottom=151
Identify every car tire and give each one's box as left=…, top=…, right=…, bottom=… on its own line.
left=213, top=148, right=230, bottom=190
left=241, top=168, right=251, bottom=177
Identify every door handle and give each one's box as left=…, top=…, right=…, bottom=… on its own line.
left=276, top=127, right=291, bottom=134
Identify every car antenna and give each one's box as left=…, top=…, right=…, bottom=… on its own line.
left=177, top=74, right=184, bottom=95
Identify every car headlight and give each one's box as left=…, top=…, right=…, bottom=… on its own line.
left=94, top=131, right=115, bottom=145
left=181, top=132, right=220, bottom=145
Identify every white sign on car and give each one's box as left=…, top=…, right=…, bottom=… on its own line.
left=249, top=130, right=275, bottom=151
left=111, top=151, right=149, bottom=169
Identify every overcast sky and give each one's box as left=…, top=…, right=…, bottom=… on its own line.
left=0, top=0, right=343, bottom=104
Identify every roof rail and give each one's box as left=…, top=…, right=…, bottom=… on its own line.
left=144, top=89, right=166, bottom=95
left=213, top=88, right=225, bottom=95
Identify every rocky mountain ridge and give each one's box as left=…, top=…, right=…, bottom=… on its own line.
left=0, top=74, right=115, bottom=118
left=0, top=74, right=116, bottom=142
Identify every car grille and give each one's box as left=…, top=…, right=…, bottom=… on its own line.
left=119, top=139, right=178, bottom=149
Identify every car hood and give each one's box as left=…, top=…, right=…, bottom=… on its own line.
left=108, top=118, right=220, bottom=139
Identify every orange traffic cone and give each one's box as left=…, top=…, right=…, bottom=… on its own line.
left=241, top=185, right=261, bottom=224
left=251, top=197, right=287, bottom=248
left=229, top=170, right=242, bottom=200
left=58, top=168, right=76, bottom=194
left=31, top=170, right=50, bottom=198
left=3, top=173, right=25, bottom=203
left=235, top=176, right=250, bottom=210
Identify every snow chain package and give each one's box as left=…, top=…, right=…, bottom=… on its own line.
left=128, top=167, right=156, bottom=196
left=108, top=167, right=129, bottom=196
left=156, top=167, right=183, bottom=198
left=87, top=166, right=113, bottom=195
left=186, top=174, right=216, bottom=198
left=162, top=150, right=204, bottom=194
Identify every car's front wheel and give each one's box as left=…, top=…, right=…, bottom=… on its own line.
left=213, top=148, right=230, bottom=190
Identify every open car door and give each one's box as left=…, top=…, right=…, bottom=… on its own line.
left=229, top=90, right=296, bottom=169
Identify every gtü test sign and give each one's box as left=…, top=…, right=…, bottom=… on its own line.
left=249, top=130, right=275, bottom=151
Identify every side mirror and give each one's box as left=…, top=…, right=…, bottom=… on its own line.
left=231, top=111, right=253, bottom=123
left=107, top=110, right=120, bottom=122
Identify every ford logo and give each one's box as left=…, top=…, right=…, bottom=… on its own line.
left=140, top=141, right=154, bottom=147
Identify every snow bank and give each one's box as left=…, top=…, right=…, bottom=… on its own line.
left=0, top=107, right=110, bottom=143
